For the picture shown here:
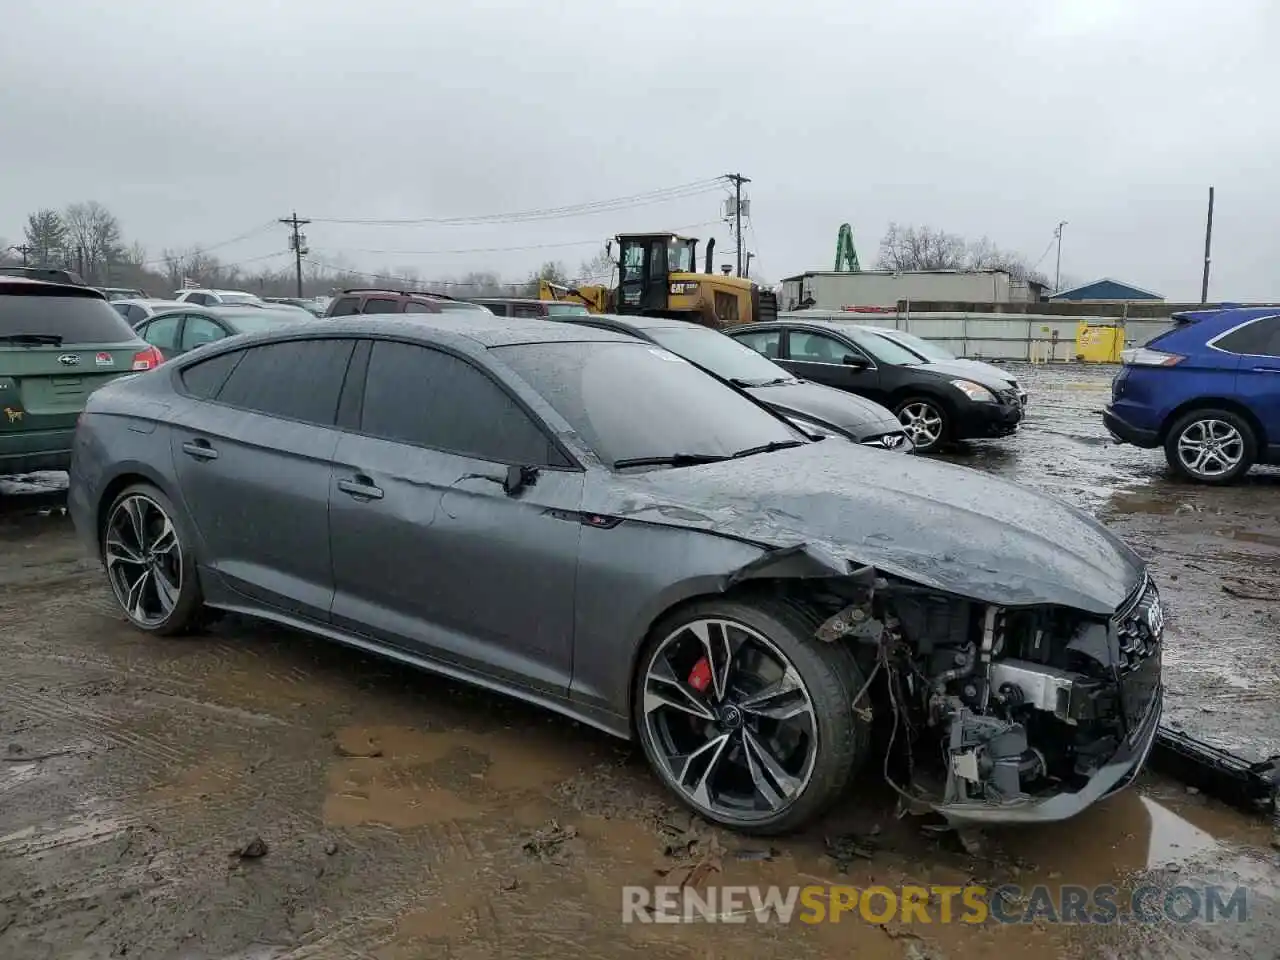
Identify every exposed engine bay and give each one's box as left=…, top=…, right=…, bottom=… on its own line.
left=803, top=565, right=1164, bottom=820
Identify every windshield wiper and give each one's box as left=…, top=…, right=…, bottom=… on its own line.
left=612, top=453, right=732, bottom=469
left=728, top=440, right=806, bottom=459
left=729, top=376, right=795, bottom=388
left=0, top=333, right=63, bottom=345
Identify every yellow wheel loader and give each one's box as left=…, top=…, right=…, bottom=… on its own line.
left=538, top=233, right=776, bottom=328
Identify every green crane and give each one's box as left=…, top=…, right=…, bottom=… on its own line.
left=834, top=223, right=861, bottom=272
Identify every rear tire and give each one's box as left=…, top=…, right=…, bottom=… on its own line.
left=102, top=483, right=204, bottom=635
left=633, top=598, right=871, bottom=835
left=894, top=397, right=949, bottom=453
left=1163, top=408, right=1255, bottom=485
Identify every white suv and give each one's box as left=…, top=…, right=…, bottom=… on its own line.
left=173, top=288, right=263, bottom=306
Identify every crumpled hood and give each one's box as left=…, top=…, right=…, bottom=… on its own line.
left=603, top=442, right=1144, bottom=614
left=746, top=380, right=902, bottom=439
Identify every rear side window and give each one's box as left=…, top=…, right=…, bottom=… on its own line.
left=1214, top=316, right=1280, bottom=357
left=359, top=341, right=566, bottom=466
left=215, top=338, right=356, bottom=425
left=362, top=298, right=399, bottom=314
left=404, top=301, right=436, bottom=314
left=141, top=314, right=181, bottom=351
left=512, top=304, right=544, bottom=318
left=181, top=349, right=244, bottom=399
left=0, top=291, right=139, bottom=343
left=328, top=297, right=360, bottom=317
left=733, top=329, right=782, bottom=359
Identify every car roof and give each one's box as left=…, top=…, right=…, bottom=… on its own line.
left=190, top=314, right=640, bottom=358
left=0, top=277, right=106, bottom=299
left=1172, top=306, right=1280, bottom=326
left=116, top=298, right=180, bottom=307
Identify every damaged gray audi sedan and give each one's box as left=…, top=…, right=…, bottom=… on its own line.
left=68, top=314, right=1163, bottom=834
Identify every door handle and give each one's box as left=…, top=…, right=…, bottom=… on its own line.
left=337, top=476, right=384, bottom=500
left=181, top=439, right=218, bottom=461
left=1250, top=366, right=1280, bottom=374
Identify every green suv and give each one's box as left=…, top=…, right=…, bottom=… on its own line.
left=1, top=278, right=163, bottom=476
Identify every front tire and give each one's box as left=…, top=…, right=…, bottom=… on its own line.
left=633, top=598, right=871, bottom=835
left=1163, top=408, right=1255, bottom=485
left=102, top=483, right=204, bottom=635
left=894, top=397, right=949, bottom=453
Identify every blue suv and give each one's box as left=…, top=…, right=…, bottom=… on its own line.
left=1104, top=307, right=1280, bottom=484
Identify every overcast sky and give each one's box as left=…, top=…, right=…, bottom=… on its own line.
left=1, top=0, right=1275, bottom=300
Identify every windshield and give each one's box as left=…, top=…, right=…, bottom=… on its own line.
left=0, top=290, right=140, bottom=343
left=645, top=325, right=794, bottom=386
left=843, top=328, right=926, bottom=365
left=873, top=329, right=953, bottom=361
left=545, top=303, right=590, bottom=316
left=216, top=292, right=261, bottom=305
left=667, top=239, right=696, bottom=273
left=494, top=340, right=801, bottom=467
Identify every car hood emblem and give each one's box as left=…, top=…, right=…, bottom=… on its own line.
left=57, top=354, right=81, bottom=366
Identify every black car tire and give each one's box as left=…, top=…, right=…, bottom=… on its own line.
left=893, top=396, right=949, bottom=453
left=102, top=483, right=205, bottom=636
left=1163, top=408, right=1256, bottom=485
left=634, top=597, right=871, bottom=835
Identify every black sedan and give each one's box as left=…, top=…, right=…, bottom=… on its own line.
left=549, top=314, right=911, bottom=451
left=132, top=304, right=309, bottom=362
left=728, top=318, right=1024, bottom=453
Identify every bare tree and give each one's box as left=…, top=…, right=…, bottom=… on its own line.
left=575, top=249, right=614, bottom=286
left=62, top=201, right=122, bottom=283
left=876, top=223, right=968, bottom=271
left=24, top=209, right=68, bottom=266
left=876, top=223, right=1050, bottom=287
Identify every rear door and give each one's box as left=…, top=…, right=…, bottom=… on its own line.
left=168, top=337, right=356, bottom=621
left=136, top=313, right=182, bottom=361
left=1219, top=316, right=1280, bottom=457
left=0, top=285, right=146, bottom=437
left=781, top=327, right=882, bottom=397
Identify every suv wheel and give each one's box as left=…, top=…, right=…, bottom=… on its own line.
left=1164, top=408, right=1256, bottom=484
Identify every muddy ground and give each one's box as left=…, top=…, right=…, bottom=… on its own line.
left=1, top=363, right=1278, bottom=960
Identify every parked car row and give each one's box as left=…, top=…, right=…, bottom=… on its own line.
left=67, top=310, right=1164, bottom=835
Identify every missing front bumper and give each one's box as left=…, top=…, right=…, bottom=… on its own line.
left=933, top=684, right=1162, bottom=825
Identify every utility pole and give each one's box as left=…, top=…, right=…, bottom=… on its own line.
left=279, top=212, right=310, bottom=297
left=725, top=173, right=751, bottom=277
left=1200, top=186, right=1215, bottom=304
left=8, top=243, right=32, bottom=265
left=1053, top=221, right=1068, bottom=293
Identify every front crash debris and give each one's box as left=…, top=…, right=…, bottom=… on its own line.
left=807, top=564, right=1165, bottom=825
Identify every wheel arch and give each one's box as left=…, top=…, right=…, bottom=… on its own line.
left=94, top=464, right=174, bottom=554
left=1159, top=397, right=1268, bottom=448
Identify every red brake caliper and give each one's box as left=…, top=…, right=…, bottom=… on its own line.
left=687, top=656, right=713, bottom=695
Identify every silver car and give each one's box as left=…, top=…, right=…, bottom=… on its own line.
left=68, top=314, right=1162, bottom=834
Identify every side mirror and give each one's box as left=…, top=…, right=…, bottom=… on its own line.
left=504, top=464, right=539, bottom=496
left=842, top=354, right=869, bottom=368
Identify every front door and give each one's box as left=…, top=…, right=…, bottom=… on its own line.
left=328, top=339, right=584, bottom=696
left=781, top=328, right=882, bottom=399
left=168, top=338, right=355, bottom=621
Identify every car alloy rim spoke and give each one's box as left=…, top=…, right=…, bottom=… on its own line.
left=644, top=617, right=818, bottom=820
left=684, top=619, right=740, bottom=703
left=742, top=727, right=803, bottom=811
left=644, top=656, right=716, bottom=721
left=106, top=495, right=183, bottom=626
left=672, top=732, right=733, bottom=808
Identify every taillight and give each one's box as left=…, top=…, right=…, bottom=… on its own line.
left=1119, top=347, right=1184, bottom=367
left=132, top=346, right=165, bottom=370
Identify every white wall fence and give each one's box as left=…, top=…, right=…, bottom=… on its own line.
left=787, top=311, right=1175, bottom=362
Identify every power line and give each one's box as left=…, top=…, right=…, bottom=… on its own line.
left=309, top=220, right=721, bottom=257
left=139, top=220, right=278, bottom=265
left=310, top=177, right=727, bottom=226
left=300, top=255, right=612, bottom=289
